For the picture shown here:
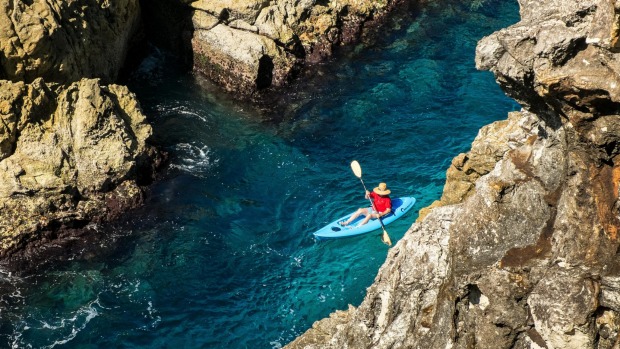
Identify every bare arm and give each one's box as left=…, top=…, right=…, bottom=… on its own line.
left=376, top=208, right=391, bottom=218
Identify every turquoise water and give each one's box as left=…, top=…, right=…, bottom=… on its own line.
left=0, top=1, right=519, bottom=348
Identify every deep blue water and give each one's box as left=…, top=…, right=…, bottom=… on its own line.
left=0, top=1, right=519, bottom=348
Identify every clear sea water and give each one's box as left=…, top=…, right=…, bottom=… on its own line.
left=0, top=1, right=519, bottom=348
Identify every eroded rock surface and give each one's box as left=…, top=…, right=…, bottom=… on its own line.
left=286, top=0, right=620, bottom=348
left=0, top=0, right=164, bottom=270
left=189, top=0, right=410, bottom=95
left=0, top=78, right=159, bottom=267
left=0, top=0, right=141, bottom=84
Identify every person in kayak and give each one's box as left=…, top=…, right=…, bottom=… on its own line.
left=340, top=182, right=392, bottom=227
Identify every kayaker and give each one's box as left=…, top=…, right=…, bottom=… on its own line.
left=340, top=182, right=392, bottom=227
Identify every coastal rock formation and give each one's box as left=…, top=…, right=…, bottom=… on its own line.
left=0, top=0, right=162, bottom=270
left=189, top=0, right=408, bottom=95
left=286, top=0, right=620, bottom=348
left=0, top=0, right=141, bottom=84
left=0, top=78, right=159, bottom=266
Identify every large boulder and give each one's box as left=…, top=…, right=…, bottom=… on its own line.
left=0, top=78, right=160, bottom=264
left=476, top=0, right=620, bottom=129
left=189, top=0, right=408, bottom=96
left=0, top=0, right=141, bottom=84
left=192, top=23, right=297, bottom=95
left=0, top=0, right=169, bottom=270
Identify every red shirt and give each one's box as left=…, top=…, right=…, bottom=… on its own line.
left=370, top=192, right=392, bottom=213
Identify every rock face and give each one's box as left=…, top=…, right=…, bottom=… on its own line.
left=189, top=0, right=409, bottom=95
left=0, top=0, right=141, bottom=84
left=286, top=1, right=620, bottom=348
left=0, top=78, right=159, bottom=264
left=0, top=0, right=161, bottom=270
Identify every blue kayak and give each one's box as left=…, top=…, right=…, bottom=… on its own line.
left=313, top=197, right=416, bottom=240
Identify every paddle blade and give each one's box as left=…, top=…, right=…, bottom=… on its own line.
left=351, top=160, right=362, bottom=178
left=382, top=229, right=392, bottom=246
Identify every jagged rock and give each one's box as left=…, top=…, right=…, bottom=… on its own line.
left=287, top=0, right=620, bottom=348
left=419, top=111, right=526, bottom=221
left=475, top=0, right=620, bottom=129
left=0, top=78, right=160, bottom=265
left=190, top=0, right=270, bottom=22
left=189, top=0, right=408, bottom=96
left=0, top=0, right=141, bottom=84
left=0, top=0, right=170, bottom=271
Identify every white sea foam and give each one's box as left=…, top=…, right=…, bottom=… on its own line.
left=8, top=298, right=102, bottom=349
left=143, top=301, right=162, bottom=329
left=170, top=142, right=218, bottom=177
left=9, top=324, right=28, bottom=349
left=45, top=299, right=101, bottom=348
left=157, top=104, right=210, bottom=123
left=270, top=340, right=283, bottom=349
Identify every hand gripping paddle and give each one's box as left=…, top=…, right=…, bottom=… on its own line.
left=350, top=160, right=392, bottom=246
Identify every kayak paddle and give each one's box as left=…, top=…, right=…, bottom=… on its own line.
left=350, top=160, right=392, bottom=246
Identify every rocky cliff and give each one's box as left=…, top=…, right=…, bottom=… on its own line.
left=0, top=79, right=159, bottom=266
left=286, top=0, right=620, bottom=348
left=0, top=0, right=141, bottom=84
left=0, top=0, right=161, bottom=270
left=188, top=0, right=413, bottom=96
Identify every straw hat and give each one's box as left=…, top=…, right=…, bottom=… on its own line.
left=373, top=182, right=391, bottom=195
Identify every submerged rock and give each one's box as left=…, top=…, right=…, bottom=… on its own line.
left=0, top=78, right=161, bottom=269
left=286, top=0, right=620, bottom=348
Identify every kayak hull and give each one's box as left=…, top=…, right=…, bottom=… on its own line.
left=313, top=197, right=416, bottom=240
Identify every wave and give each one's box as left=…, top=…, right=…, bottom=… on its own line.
left=169, top=142, right=218, bottom=177
left=8, top=298, right=101, bottom=349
